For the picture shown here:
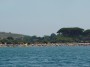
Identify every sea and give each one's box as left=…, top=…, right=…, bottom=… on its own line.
left=0, top=46, right=90, bottom=67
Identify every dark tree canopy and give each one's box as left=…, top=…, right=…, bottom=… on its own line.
left=7, top=37, right=14, bottom=40
left=57, top=27, right=84, bottom=37
left=83, top=29, right=90, bottom=36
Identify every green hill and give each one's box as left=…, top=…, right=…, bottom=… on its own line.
left=0, top=32, right=28, bottom=39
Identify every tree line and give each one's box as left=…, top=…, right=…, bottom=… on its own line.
left=0, top=27, right=90, bottom=44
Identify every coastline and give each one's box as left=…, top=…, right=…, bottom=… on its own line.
left=0, top=43, right=90, bottom=47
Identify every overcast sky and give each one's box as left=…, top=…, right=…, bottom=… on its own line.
left=0, top=0, right=90, bottom=36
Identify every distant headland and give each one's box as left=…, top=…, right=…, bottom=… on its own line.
left=0, top=27, right=90, bottom=47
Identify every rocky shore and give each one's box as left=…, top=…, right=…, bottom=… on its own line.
left=0, top=43, right=90, bottom=47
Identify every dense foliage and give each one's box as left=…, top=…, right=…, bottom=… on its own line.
left=0, top=27, right=90, bottom=44
left=57, top=27, right=84, bottom=37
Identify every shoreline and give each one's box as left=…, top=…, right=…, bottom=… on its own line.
left=0, top=43, right=90, bottom=47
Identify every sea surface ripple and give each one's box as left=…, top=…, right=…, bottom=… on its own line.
left=0, top=46, right=90, bottom=67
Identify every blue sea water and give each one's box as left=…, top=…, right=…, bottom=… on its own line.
left=0, top=46, right=90, bottom=67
